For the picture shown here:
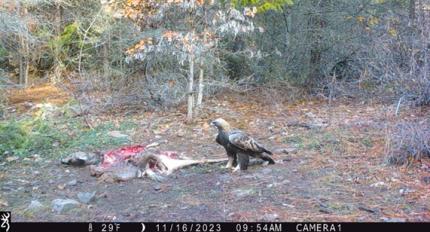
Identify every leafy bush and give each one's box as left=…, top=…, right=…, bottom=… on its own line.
left=0, top=117, right=67, bottom=156
left=0, top=107, right=134, bottom=158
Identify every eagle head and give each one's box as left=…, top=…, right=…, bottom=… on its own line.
left=210, top=118, right=231, bottom=131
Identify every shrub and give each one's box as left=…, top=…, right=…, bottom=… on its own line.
left=387, top=120, right=430, bottom=165
left=0, top=117, right=65, bottom=157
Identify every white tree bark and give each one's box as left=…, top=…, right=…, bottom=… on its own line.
left=196, top=31, right=206, bottom=110
left=187, top=52, right=195, bottom=122
left=196, top=58, right=204, bottom=107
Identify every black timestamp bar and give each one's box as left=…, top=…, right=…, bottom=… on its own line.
left=10, top=222, right=430, bottom=232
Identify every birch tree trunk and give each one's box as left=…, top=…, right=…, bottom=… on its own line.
left=187, top=52, right=195, bottom=122
left=196, top=11, right=207, bottom=109
left=196, top=57, right=204, bottom=107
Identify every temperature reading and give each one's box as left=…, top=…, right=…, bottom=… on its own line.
left=101, top=223, right=121, bottom=232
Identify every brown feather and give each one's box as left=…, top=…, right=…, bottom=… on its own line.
left=229, top=131, right=265, bottom=153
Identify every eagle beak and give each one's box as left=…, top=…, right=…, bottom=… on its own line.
left=210, top=121, right=215, bottom=126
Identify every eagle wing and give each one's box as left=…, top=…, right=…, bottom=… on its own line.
left=215, top=133, right=222, bottom=145
left=228, top=130, right=269, bottom=154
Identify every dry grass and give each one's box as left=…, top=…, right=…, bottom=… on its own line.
left=387, top=119, right=430, bottom=165
left=8, top=84, right=70, bottom=106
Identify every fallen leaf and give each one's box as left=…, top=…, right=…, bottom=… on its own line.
left=0, top=199, right=9, bottom=207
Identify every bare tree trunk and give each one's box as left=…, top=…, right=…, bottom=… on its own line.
left=17, top=2, right=29, bottom=87
left=196, top=5, right=207, bottom=111
left=103, top=32, right=110, bottom=89
left=409, top=0, right=416, bottom=23
left=23, top=40, right=29, bottom=87
left=307, top=1, right=325, bottom=87
left=18, top=51, right=26, bottom=86
left=196, top=59, right=204, bottom=107
left=187, top=52, right=195, bottom=122
left=52, top=3, right=63, bottom=84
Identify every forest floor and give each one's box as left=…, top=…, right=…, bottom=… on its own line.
left=1, top=85, right=430, bottom=222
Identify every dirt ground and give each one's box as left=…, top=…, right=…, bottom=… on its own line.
left=1, top=88, right=430, bottom=222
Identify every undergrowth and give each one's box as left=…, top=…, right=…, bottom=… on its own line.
left=387, top=119, right=430, bottom=165
left=0, top=105, right=134, bottom=158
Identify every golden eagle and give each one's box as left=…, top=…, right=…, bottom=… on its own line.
left=210, top=118, right=275, bottom=172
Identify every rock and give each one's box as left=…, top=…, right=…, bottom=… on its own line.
left=61, top=152, right=100, bottom=166
left=319, top=208, right=332, bottom=214
left=260, top=213, right=279, bottom=221
left=23, top=101, right=35, bottom=109
left=232, top=189, right=255, bottom=198
left=26, top=200, right=44, bottom=213
left=153, top=185, right=161, bottom=191
left=305, top=112, right=316, bottom=118
left=282, top=203, right=295, bottom=208
left=77, top=191, right=96, bottom=204
left=177, top=131, right=185, bottom=137
left=51, top=199, right=80, bottom=213
left=358, top=205, right=376, bottom=214
left=260, top=168, right=272, bottom=175
left=108, top=131, right=129, bottom=138
left=283, top=147, right=298, bottom=154
left=68, top=104, right=90, bottom=117
left=32, top=103, right=60, bottom=119
left=422, top=176, right=430, bottom=184
left=275, top=147, right=298, bottom=154
left=0, top=199, right=8, bottom=207
left=399, top=188, right=414, bottom=196
left=112, top=166, right=139, bottom=181
left=6, top=156, right=19, bottom=162
left=31, top=154, right=43, bottom=162
left=381, top=217, right=407, bottom=222
left=67, top=179, right=78, bottom=186
left=89, top=165, right=105, bottom=177
left=99, top=192, right=108, bottom=198
left=370, top=181, right=387, bottom=187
